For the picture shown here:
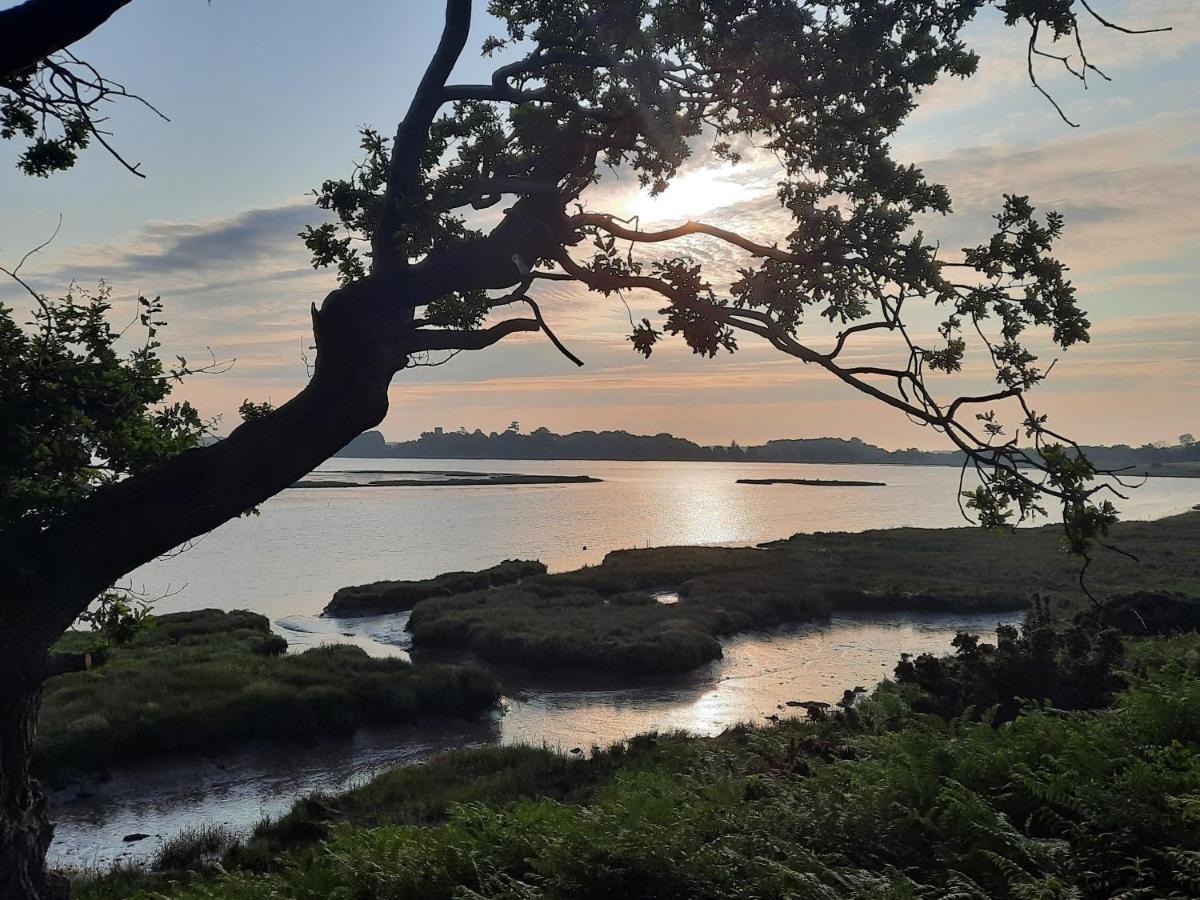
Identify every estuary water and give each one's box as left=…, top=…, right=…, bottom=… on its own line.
left=123, top=458, right=1200, bottom=621
left=48, top=459, right=1200, bottom=867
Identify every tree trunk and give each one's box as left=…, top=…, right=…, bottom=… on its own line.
left=0, top=654, right=65, bottom=900
left=0, top=278, right=410, bottom=896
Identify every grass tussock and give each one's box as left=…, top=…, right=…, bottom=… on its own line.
left=325, top=558, right=547, bottom=617
left=38, top=609, right=499, bottom=777
left=405, top=512, right=1200, bottom=674
left=153, top=824, right=240, bottom=872
left=75, top=596, right=1200, bottom=900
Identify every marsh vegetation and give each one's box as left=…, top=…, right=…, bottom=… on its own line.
left=366, top=512, right=1200, bottom=674
left=326, top=559, right=548, bottom=617
left=71, top=592, right=1200, bottom=900
left=39, top=610, right=499, bottom=779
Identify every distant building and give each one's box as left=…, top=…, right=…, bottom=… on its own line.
left=433, top=426, right=443, bottom=435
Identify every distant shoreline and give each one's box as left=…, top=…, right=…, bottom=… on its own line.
left=329, top=453, right=1200, bottom=479
left=333, top=428, right=1200, bottom=476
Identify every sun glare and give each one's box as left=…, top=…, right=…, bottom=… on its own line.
left=621, top=164, right=764, bottom=225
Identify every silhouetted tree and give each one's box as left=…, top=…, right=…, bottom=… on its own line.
left=0, top=0, right=161, bottom=176
left=0, top=1, right=1168, bottom=896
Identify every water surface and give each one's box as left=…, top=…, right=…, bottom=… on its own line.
left=125, top=459, right=1200, bottom=621
left=50, top=610, right=1013, bottom=868
left=50, top=461, right=1200, bottom=867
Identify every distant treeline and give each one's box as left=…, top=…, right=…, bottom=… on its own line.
left=336, top=426, right=1200, bottom=469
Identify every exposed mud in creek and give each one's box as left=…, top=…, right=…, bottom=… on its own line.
left=50, top=610, right=1016, bottom=868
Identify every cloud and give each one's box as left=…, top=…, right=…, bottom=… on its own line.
left=906, top=0, right=1200, bottom=125
left=39, top=201, right=326, bottom=289
left=912, top=111, right=1200, bottom=276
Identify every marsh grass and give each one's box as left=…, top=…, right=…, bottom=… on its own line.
left=75, top=620, right=1200, bottom=900
left=38, top=610, right=499, bottom=777
left=406, top=512, right=1200, bottom=674
left=325, top=558, right=547, bottom=616
left=153, top=824, right=241, bottom=872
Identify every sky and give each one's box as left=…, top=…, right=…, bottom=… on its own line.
left=1, top=0, right=1197, bottom=449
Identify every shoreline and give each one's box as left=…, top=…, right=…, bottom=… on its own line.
left=49, top=609, right=1011, bottom=869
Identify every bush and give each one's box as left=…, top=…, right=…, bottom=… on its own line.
left=893, top=598, right=1126, bottom=722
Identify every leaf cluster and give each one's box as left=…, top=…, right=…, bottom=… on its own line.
left=0, top=284, right=206, bottom=531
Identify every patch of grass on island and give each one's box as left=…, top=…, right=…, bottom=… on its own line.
left=39, top=609, right=499, bottom=778
left=326, top=559, right=548, bottom=617
left=74, top=596, right=1200, bottom=900
left=396, top=512, right=1200, bottom=674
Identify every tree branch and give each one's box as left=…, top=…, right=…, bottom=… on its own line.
left=373, top=0, right=472, bottom=272
left=570, top=212, right=822, bottom=265
left=0, top=0, right=132, bottom=81
left=407, top=317, right=540, bottom=352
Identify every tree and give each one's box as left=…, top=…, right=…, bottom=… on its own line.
left=0, top=0, right=158, bottom=177
left=0, top=1, right=1166, bottom=896
left=0, top=285, right=206, bottom=898
left=1181, top=434, right=1196, bottom=447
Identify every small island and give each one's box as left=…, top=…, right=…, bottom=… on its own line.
left=293, top=472, right=601, bottom=489
left=737, top=477, right=887, bottom=487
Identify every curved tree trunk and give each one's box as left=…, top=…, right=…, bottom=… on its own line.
left=0, top=280, right=407, bottom=897
left=0, top=655, right=65, bottom=900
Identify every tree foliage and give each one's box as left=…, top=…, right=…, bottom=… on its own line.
left=300, top=0, right=1161, bottom=556
left=0, top=284, right=205, bottom=532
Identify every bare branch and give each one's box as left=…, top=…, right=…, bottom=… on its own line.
left=407, top=317, right=540, bottom=353
left=570, top=212, right=822, bottom=265
left=1078, top=0, right=1172, bottom=35
left=1027, top=22, right=1080, bottom=128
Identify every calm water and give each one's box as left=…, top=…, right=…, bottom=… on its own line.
left=50, top=460, right=1200, bottom=867
left=127, top=459, right=1200, bottom=621
left=51, top=611, right=1014, bottom=867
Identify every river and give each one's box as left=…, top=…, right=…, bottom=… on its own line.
left=48, top=460, right=1200, bottom=867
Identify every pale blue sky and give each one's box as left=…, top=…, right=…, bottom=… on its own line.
left=2, top=0, right=1197, bottom=448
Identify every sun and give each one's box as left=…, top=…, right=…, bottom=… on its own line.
left=620, top=164, right=763, bottom=225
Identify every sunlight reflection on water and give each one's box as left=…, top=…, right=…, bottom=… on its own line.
left=126, top=459, right=1200, bottom=622
left=51, top=610, right=1016, bottom=867
left=50, top=461, right=1200, bottom=867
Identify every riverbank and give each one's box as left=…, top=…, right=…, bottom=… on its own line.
left=39, top=610, right=499, bottom=780
left=344, top=511, right=1200, bottom=674
left=48, top=610, right=1003, bottom=867
left=72, top=596, right=1200, bottom=900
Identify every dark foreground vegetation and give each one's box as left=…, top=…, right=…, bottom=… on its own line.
left=340, top=512, right=1200, bottom=674
left=73, top=593, right=1200, bottom=899
left=38, top=610, right=498, bottom=778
